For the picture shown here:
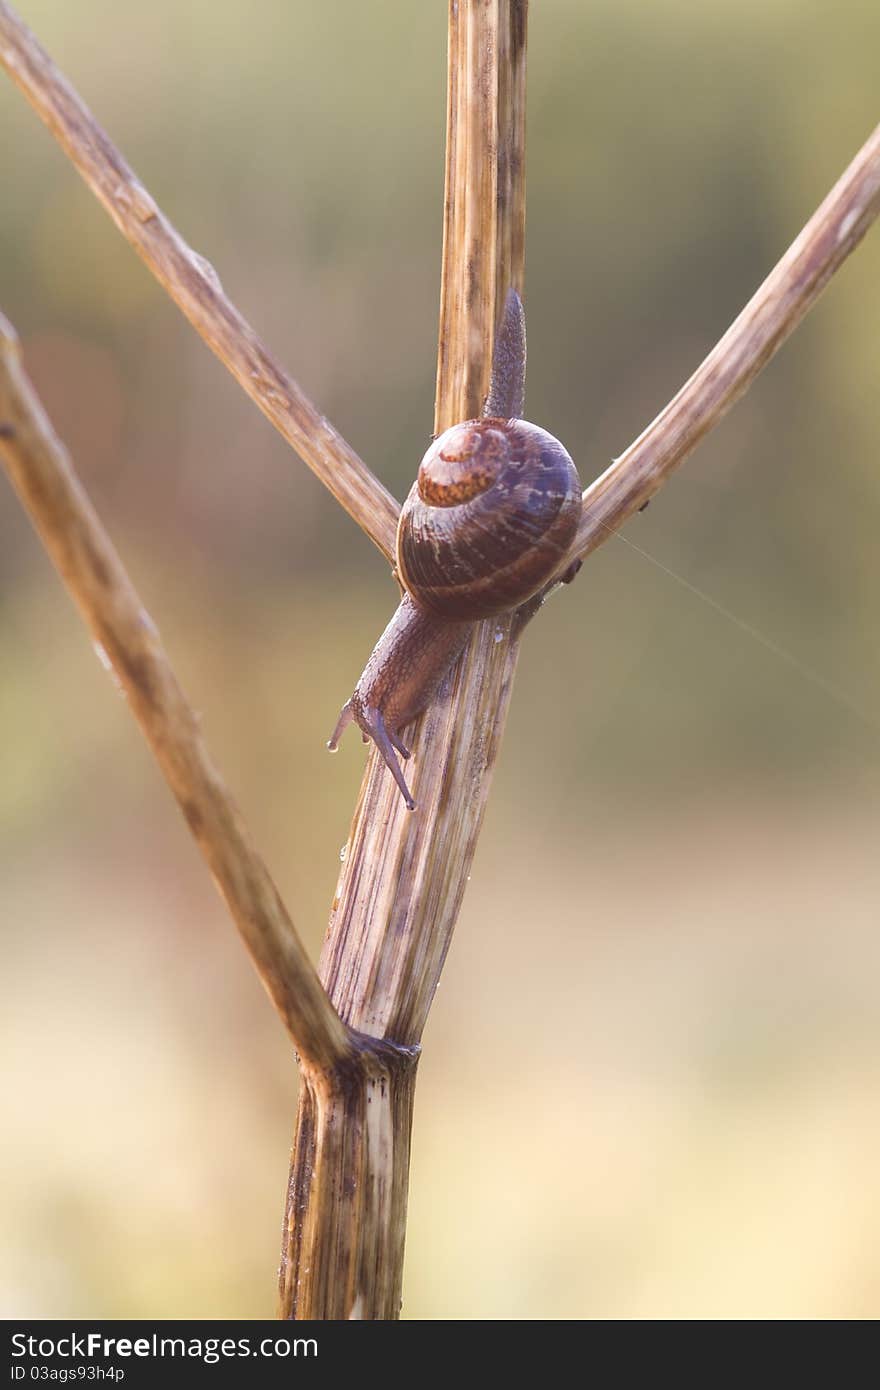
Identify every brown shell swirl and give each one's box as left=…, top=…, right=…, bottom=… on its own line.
left=396, top=418, right=581, bottom=620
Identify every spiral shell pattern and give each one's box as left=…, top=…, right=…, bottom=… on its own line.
left=397, top=418, right=581, bottom=620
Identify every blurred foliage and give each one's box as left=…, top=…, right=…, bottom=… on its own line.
left=1, top=0, right=879, bottom=1319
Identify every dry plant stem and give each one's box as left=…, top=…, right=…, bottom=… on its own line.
left=279, top=0, right=529, bottom=1320
left=572, top=120, right=880, bottom=560
left=0, top=314, right=350, bottom=1073
left=3, top=0, right=877, bottom=1331
left=280, top=103, right=880, bottom=1319
left=0, top=1, right=399, bottom=561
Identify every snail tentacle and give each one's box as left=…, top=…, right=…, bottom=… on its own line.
left=327, top=700, right=354, bottom=752
left=484, top=288, right=526, bottom=420
left=358, top=705, right=416, bottom=811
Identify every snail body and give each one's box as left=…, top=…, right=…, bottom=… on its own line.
left=329, top=291, right=581, bottom=809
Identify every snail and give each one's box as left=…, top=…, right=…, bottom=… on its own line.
left=329, top=289, right=582, bottom=809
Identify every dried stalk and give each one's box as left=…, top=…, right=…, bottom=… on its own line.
left=570, top=120, right=880, bottom=562
left=280, top=91, right=880, bottom=1317
left=0, top=314, right=349, bottom=1072
left=2, top=0, right=879, bottom=1325
left=279, top=0, right=529, bottom=1319
left=0, top=1, right=399, bottom=560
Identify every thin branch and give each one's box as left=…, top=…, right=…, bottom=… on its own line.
left=6, top=0, right=879, bottom=1323
left=0, top=313, right=351, bottom=1073
left=321, top=0, right=528, bottom=1047
left=571, top=121, right=880, bottom=560
left=279, top=0, right=529, bottom=1319
left=0, top=1, right=400, bottom=561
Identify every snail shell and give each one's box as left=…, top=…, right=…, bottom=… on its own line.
left=396, top=417, right=582, bottom=620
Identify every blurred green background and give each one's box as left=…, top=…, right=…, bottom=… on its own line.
left=2, top=0, right=879, bottom=1320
